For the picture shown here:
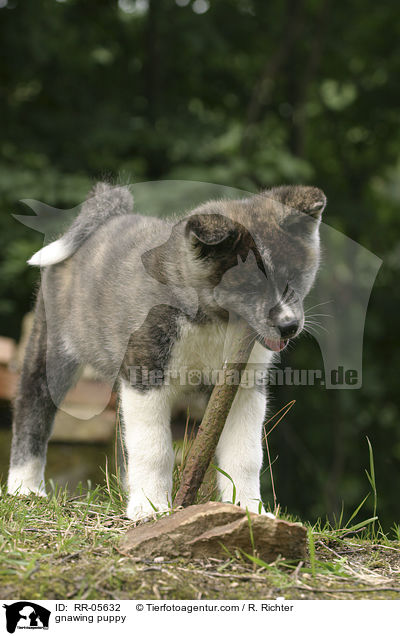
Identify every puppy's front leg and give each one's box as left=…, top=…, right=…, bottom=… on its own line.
left=216, top=386, right=267, bottom=513
left=120, top=381, right=174, bottom=521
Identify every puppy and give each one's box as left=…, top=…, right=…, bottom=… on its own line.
left=7, top=182, right=326, bottom=519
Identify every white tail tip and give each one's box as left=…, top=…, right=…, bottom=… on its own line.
left=27, top=238, right=71, bottom=267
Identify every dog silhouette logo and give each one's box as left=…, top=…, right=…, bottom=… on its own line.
left=3, top=602, right=50, bottom=633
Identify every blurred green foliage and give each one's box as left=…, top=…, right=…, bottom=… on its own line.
left=1, top=0, right=399, bottom=529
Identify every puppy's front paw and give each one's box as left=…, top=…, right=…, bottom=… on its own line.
left=237, top=499, right=271, bottom=516
left=126, top=495, right=170, bottom=522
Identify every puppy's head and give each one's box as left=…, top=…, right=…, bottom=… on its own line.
left=184, top=185, right=326, bottom=351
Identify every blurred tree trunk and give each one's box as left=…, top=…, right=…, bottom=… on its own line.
left=144, top=0, right=166, bottom=178
left=241, top=0, right=305, bottom=154
left=289, top=0, right=330, bottom=157
left=145, top=0, right=160, bottom=126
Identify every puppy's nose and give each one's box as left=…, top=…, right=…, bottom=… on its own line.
left=277, top=319, right=299, bottom=339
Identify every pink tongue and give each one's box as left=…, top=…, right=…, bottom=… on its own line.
left=264, top=338, right=288, bottom=352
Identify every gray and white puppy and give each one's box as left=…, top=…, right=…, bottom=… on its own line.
left=7, top=183, right=326, bottom=519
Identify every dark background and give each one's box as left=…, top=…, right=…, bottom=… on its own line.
left=0, top=0, right=399, bottom=531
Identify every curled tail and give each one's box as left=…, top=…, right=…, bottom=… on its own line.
left=28, top=182, right=133, bottom=267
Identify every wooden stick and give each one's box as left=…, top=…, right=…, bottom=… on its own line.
left=174, top=321, right=256, bottom=508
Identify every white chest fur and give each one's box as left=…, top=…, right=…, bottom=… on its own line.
left=167, top=318, right=274, bottom=391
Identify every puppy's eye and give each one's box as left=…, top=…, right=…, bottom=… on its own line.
left=282, top=283, right=291, bottom=298
left=282, top=283, right=296, bottom=302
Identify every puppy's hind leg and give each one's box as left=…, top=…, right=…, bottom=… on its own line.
left=8, top=299, right=79, bottom=496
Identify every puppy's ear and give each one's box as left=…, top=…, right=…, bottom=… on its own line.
left=267, top=185, right=327, bottom=219
left=186, top=213, right=241, bottom=257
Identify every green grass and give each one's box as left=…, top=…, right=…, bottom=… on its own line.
left=1, top=436, right=399, bottom=600
left=0, top=472, right=400, bottom=601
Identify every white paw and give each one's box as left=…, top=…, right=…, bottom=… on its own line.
left=126, top=496, right=170, bottom=522
left=237, top=499, right=269, bottom=515
left=7, top=460, right=46, bottom=497
left=8, top=484, right=47, bottom=497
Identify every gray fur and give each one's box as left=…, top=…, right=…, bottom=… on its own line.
left=57, top=182, right=134, bottom=257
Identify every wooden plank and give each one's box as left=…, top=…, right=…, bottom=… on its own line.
left=0, top=337, right=16, bottom=366
left=52, top=405, right=115, bottom=443
left=0, top=364, right=116, bottom=411
left=0, top=366, right=18, bottom=401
